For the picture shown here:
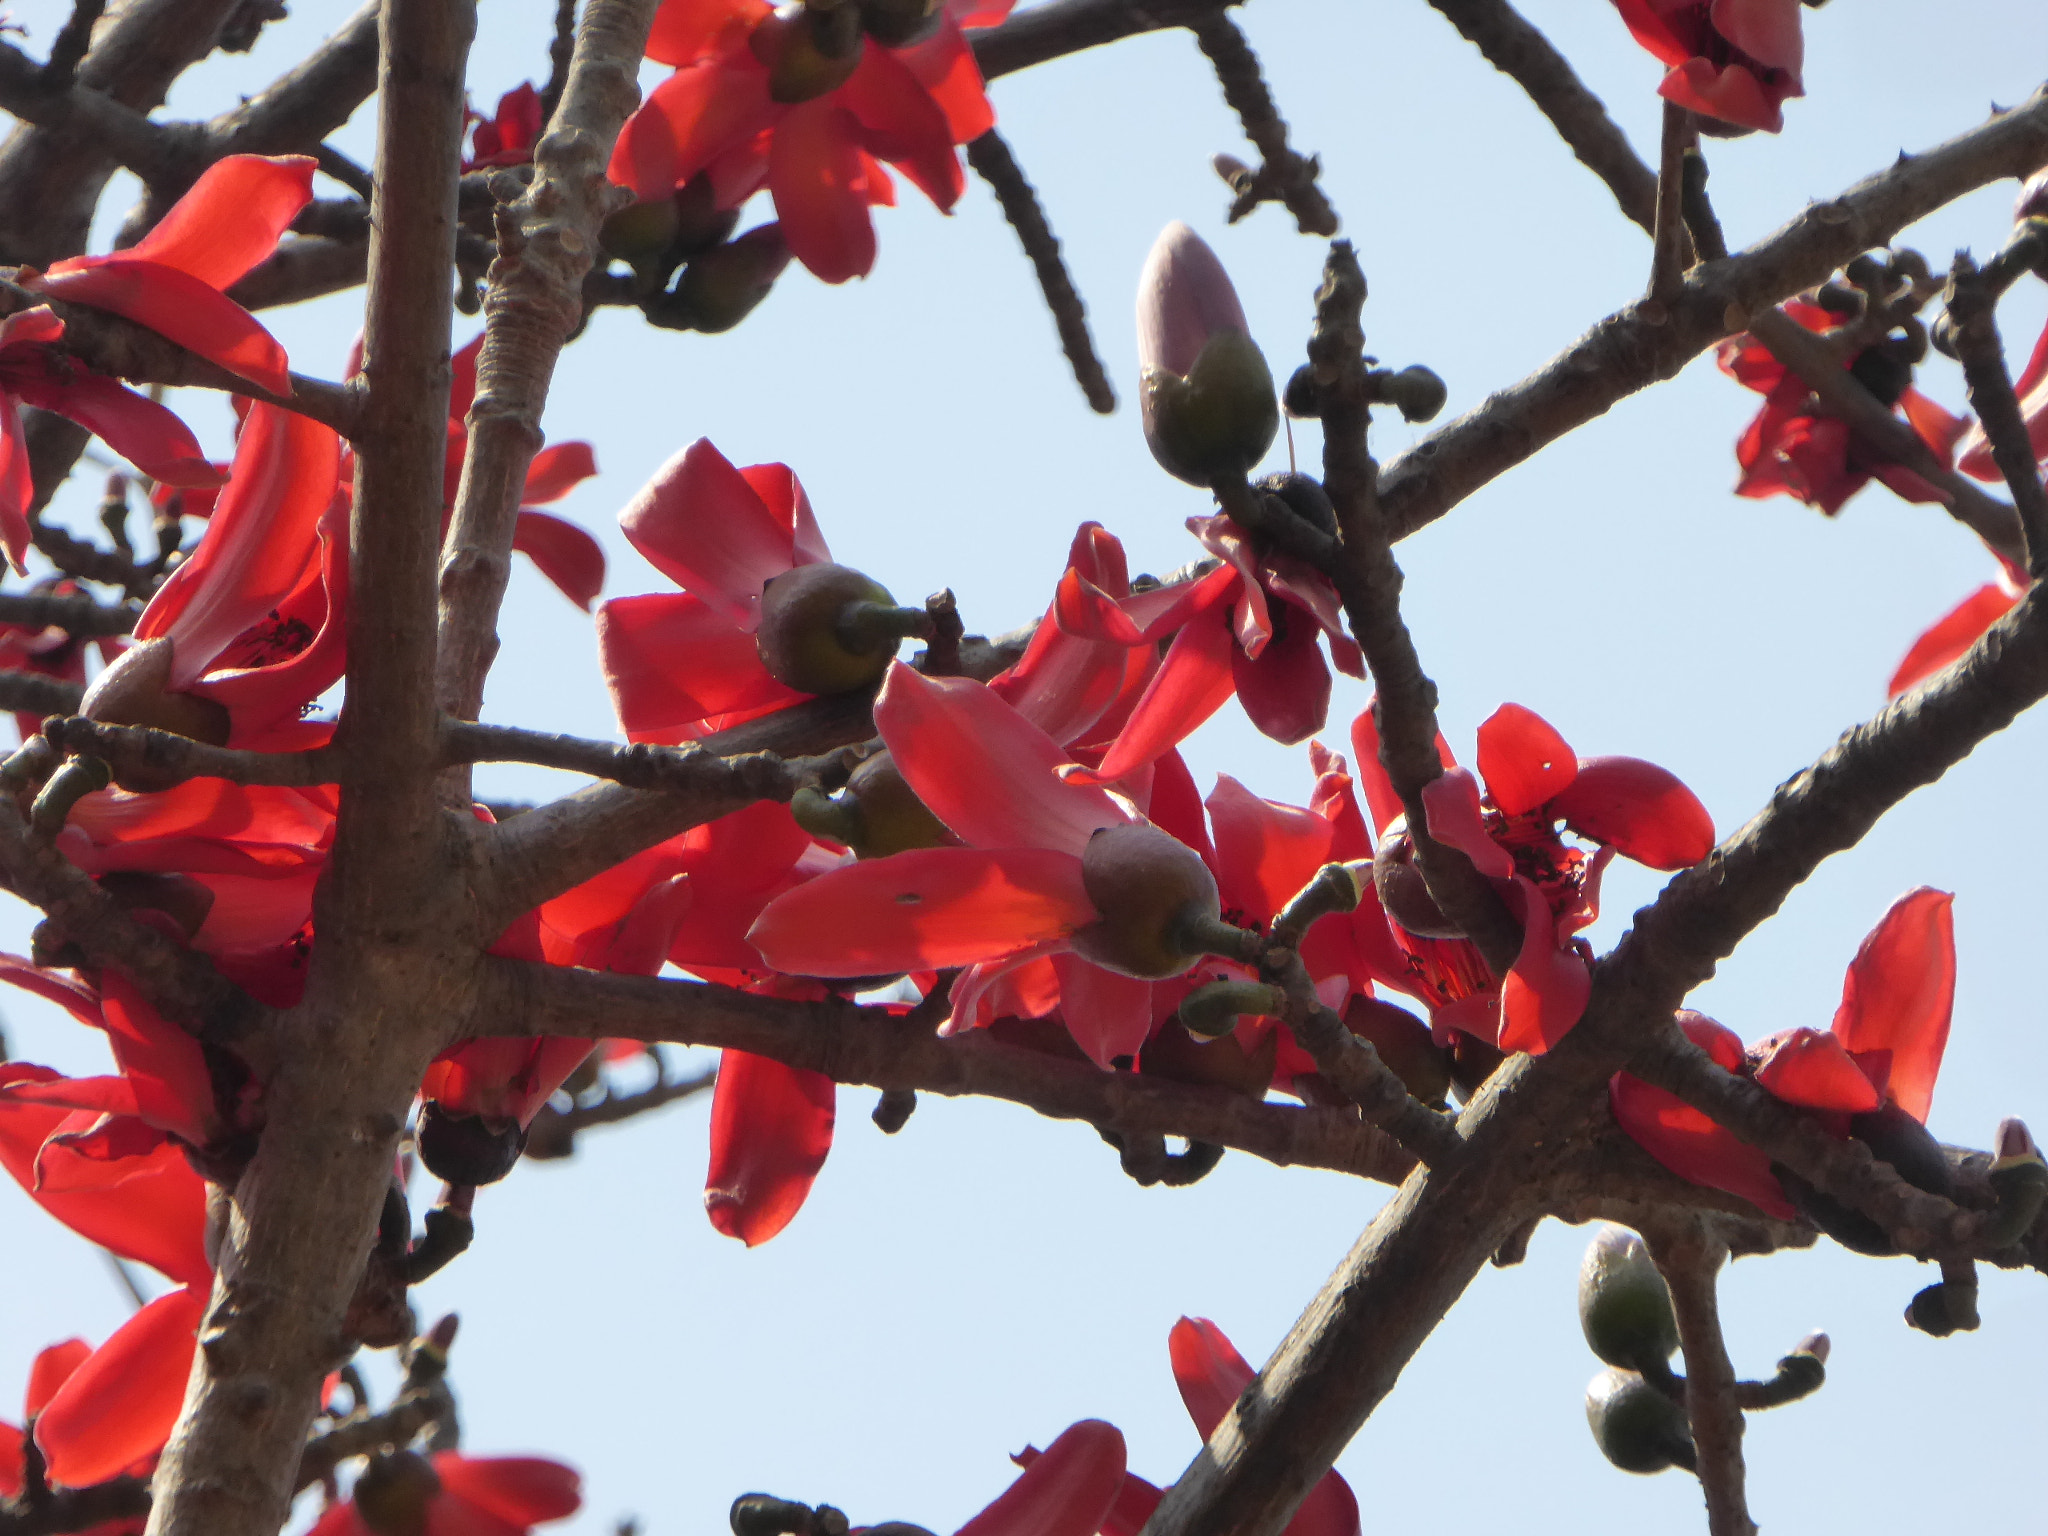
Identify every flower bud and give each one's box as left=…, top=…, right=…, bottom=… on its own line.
left=1984, top=1117, right=2048, bottom=1247
left=673, top=224, right=793, bottom=333
left=1070, top=822, right=1225, bottom=980
left=1585, top=1368, right=1695, bottom=1475
left=1578, top=1226, right=1679, bottom=1375
left=600, top=197, right=682, bottom=268
left=757, top=563, right=923, bottom=695
left=792, top=750, right=956, bottom=858
left=416, top=1100, right=526, bottom=1186
left=1136, top=222, right=1277, bottom=486
left=672, top=173, right=744, bottom=260
left=354, top=1451, right=442, bottom=1536
left=1255, top=470, right=1337, bottom=535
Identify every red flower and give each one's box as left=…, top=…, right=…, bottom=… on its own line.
left=0, top=309, right=225, bottom=572
left=704, top=1031, right=836, bottom=1247
left=1346, top=702, right=1714, bottom=1055
left=24, top=155, right=313, bottom=395
left=1717, top=299, right=1966, bottom=516
left=610, top=0, right=1012, bottom=282
left=598, top=438, right=837, bottom=740
left=1610, top=887, right=1955, bottom=1217
left=750, top=661, right=1223, bottom=1066
left=466, top=82, right=545, bottom=170
left=0, top=1065, right=212, bottom=1487
left=1610, top=0, right=1804, bottom=133
left=1007, top=1320, right=1357, bottom=1536
left=306, top=1452, right=581, bottom=1536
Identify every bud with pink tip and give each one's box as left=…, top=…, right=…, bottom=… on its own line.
left=1136, top=222, right=1278, bottom=486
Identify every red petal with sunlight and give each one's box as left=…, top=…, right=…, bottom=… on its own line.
left=1550, top=756, right=1715, bottom=870
left=522, top=440, right=598, bottom=505
left=1496, top=877, right=1591, bottom=1055
left=956, top=1421, right=1126, bottom=1536
left=1829, top=887, right=1954, bottom=1124
left=646, top=0, right=770, bottom=65
left=1169, top=1316, right=1251, bottom=1437
left=1610, top=1073, right=1796, bottom=1219
left=1100, top=1473, right=1163, bottom=1536
left=6, top=367, right=222, bottom=488
left=1231, top=609, right=1330, bottom=746
left=749, top=846, right=1093, bottom=975
left=1751, top=1027, right=1882, bottom=1113
left=433, top=1456, right=583, bottom=1524
left=513, top=511, right=606, bottom=611
left=877, top=663, right=1131, bottom=858
left=597, top=591, right=806, bottom=742
left=35, top=1284, right=205, bottom=1488
left=1064, top=611, right=1237, bottom=788
left=621, top=439, right=803, bottom=627
left=99, top=972, right=219, bottom=1145
left=119, top=155, right=315, bottom=289
left=1419, top=767, right=1512, bottom=880
left=134, top=402, right=340, bottom=688
left=1205, top=775, right=1333, bottom=930
left=769, top=99, right=875, bottom=284
left=25, top=1339, right=92, bottom=1417
left=34, top=259, right=292, bottom=394
left=1888, top=584, right=2019, bottom=697
left=704, top=1049, right=835, bottom=1246
left=1046, top=951, right=1154, bottom=1067
left=1473, top=703, right=1576, bottom=816
left=838, top=45, right=964, bottom=212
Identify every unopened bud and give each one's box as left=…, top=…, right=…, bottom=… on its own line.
left=1368, top=364, right=1447, bottom=423
left=672, top=225, right=793, bottom=334
left=1585, top=1367, right=1694, bottom=1475
left=1136, top=223, right=1277, bottom=486
left=1578, top=1226, right=1679, bottom=1375
left=1071, top=822, right=1226, bottom=981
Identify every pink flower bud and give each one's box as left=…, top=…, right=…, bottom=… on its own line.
left=1135, top=223, right=1277, bottom=486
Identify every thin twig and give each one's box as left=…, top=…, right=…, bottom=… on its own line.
left=443, top=718, right=817, bottom=797
left=524, top=1063, right=717, bottom=1159
left=972, top=0, right=1241, bottom=82
left=0, top=589, right=138, bottom=636
left=1186, top=12, right=1337, bottom=235
left=965, top=129, right=1115, bottom=414
left=42, top=0, right=110, bottom=91
left=1943, top=253, right=2048, bottom=577
left=1647, top=102, right=1693, bottom=303
left=540, top=0, right=578, bottom=128
left=42, top=716, right=339, bottom=787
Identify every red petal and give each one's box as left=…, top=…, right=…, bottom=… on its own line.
left=1713, top=0, right=1803, bottom=71
left=1609, top=1073, right=1796, bottom=1219
left=1550, top=756, right=1715, bottom=869
left=596, top=591, right=806, bottom=742
left=1474, top=703, right=1577, bottom=816
left=1168, top=1315, right=1253, bottom=1437
left=1496, top=878, right=1591, bottom=1055
left=750, top=846, right=1093, bottom=975
left=1144, top=749, right=1216, bottom=868
left=1888, top=584, right=2020, bottom=697
left=1100, top=1474, right=1163, bottom=1536
left=1659, top=58, right=1785, bottom=135
left=1830, top=887, right=1953, bottom=1123
left=513, top=511, right=606, bottom=611
left=434, top=1454, right=584, bottom=1524
left=34, top=259, right=292, bottom=394
left=839, top=45, right=964, bottom=212
left=1347, top=705, right=1454, bottom=836
left=1063, top=611, right=1237, bottom=787
left=99, top=972, right=219, bottom=1145
left=5, top=367, right=221, bottom=488
left=521, top=440, right=598, bottom=505
left=956, top=1421, right=1126, bottom=1536
left=770, top=99, right=875, bottom=284
left=898, top=21, right=996, bottom=144
left=1205, top=775, right=1332, bottom=930
left=1959, top=315, right=2048, bottom=478
left=621, top=440, right=804, bottom=628
left=117, top=155, right=314, bottom=290
left=25, top=1339, right=92, bottom=1417
left=1230, top=610, right=1331, bottom=745
left=646, top=0, right=770, bottom=65
left=878, top=663, right=1131, bottom=857
left=132, top=402, right=340, bottom=687
left=35, top=1284, right=205, bottom=1488
left=704, top=1049, right=835, bottom=1246
left=0, top=395, right=26, bottom=571
left=1751, top=1027, right=1882, bottom=1113
left=1047, top=952, right=1155, bottom=1067
left=1419, top=767, right=1512, bottom=879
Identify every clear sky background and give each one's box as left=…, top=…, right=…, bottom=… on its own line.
left=0, top=2, right=2044, bottom=1533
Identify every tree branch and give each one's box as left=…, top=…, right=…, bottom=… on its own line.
left=41, top=715, right=338, bottom=787
left=1644, top=1225, right=1754, bottom=1536
left=1943, top=252, right=2048, bottom=576
left=434, top=0, right=661, bottom=757
left=1379, top=86, right=2048, bottom=543
left=971, top=0, right=1240, bottom=82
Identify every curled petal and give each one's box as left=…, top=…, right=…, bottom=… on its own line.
left=1047, top=952, right=1154, bottom=1068
left=513, top=511, right=606, bottom=611
left=1549, top=756, right=1714, bottom=870
left=1496, top=877, right=1591, bottom=1056
left=1231, top=609, right=1331, bottom=746
left=521, top=440, right=598, bottom=505
left=1830, top=887, right=1954, bottom=1123
left=1751, top=1027, right=1882, bottom=1114
left=1473, top=703, right=1577, bottom=816
left=879, top=663, right=1131, bottom=857
left=1610, top=1072, right=1795, bottom=1219
left=956, top=1421, right=1127, bottom=1536
left=840, top=44, right=964, bottom=212
left=1168, top=1316, right=1253, bottom=1437
left=1205, top=775, right=1332, bottom=930
left=704, top=1050, right=835, bottom=1247
left=619, top=440, right=805, bottom=629
left=1419, top=767, right=1511, bottom=880
left=597, top=591, right=806, bottom=742
left=1658, top=58, right=1786, bottom=134
left=1062, top=611, right=1236, bottom=788
left=112, top=155, right=315, bottom=290
left=5, top=368, right=222, bottom=490
left=750, top=846, right=1093, bottom=975
left=34, top=259, right=292, bottom=394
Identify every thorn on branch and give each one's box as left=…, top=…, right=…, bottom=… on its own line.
left=1187, top=12, right=1338, bottom=235
left=964, top=129, right=1116, bottom=414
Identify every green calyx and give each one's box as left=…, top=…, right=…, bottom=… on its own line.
left=1585, top=1367, right=1695, bottom=1476
left=1069, top=823, right=1229, bottom=981
left=1142, top=328, right=1279, bottom=488
left=756, top=563, right=927, bottom=695
left=790, top=751, right=954, bottom=859
left=1578, top=1226, right=1680, bottom=1375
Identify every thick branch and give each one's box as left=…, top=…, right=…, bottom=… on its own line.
left=434, top=0, right=660, bottom=744
left=1379, top=87, right=2048, bottom=543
